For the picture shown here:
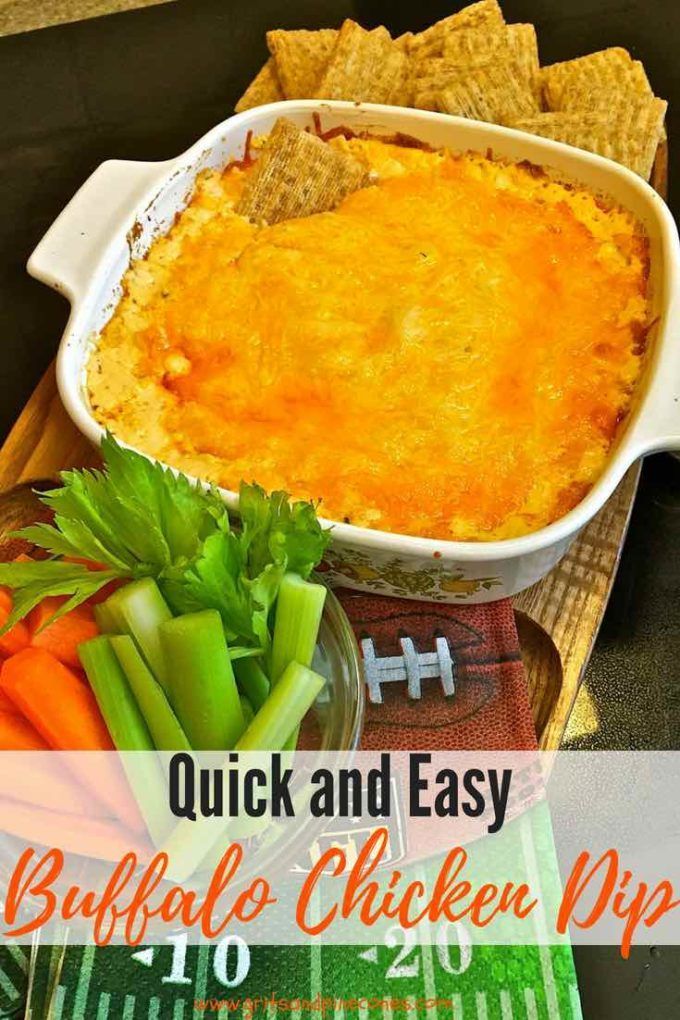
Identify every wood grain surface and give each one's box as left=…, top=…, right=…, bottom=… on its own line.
left=0, top=142, right=667, bottom=751
left=0, top=0, right=173, bottom=37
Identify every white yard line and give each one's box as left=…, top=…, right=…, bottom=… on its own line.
left=416, top=865, right=440, bottom=1020
left=519, top=816, right=562, bottom=1020
left=524, top=988, right=539, bottom=1020
left=51, top=985, right=66, bottom=1020
left=122, top=993, right=137, bottom=1019
left=96, top=991, right=110, bottom=1020
left=8, top=945, right=28, bottom=972
left=569, top=984, right=583, bottom=1020
left=499, top=988, right=513, bottom=1020
left=0, top=966, right=18, bottom=1002
left=310, top=887, right=322, bottom=1019
left=195, top=943, right=210, bottom=1007
left=72, top=944, right=96, bottom=1020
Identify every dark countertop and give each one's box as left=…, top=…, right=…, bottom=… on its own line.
left=0, top=1, right=679, bottom=1014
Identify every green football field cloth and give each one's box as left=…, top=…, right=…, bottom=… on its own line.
left=18, top=941, right=580, bottom=1019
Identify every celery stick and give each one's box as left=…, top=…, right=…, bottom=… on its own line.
left=78, top=636, right=173, bottom=846
left=93, top=600, right=120, bottom=634
left=102, top=578, right=173, bottom=691
left=110, top=634, right=192, bottom=752
left=234, top=657, right=270, bottom=711
left=79, top=636, right=155, bottom=751
left=270, top=573, right=326, bottom=683
left=239, top=694, right=255, bottom=728
left=270, top=574, right=326, bottom=750
left=236, top=661, right=324, bottom=751
left=200, top=810, right=269, bottom=869
left=160, top=610, right=245, bottom=750
left=163, top=660, right=324, bottom=877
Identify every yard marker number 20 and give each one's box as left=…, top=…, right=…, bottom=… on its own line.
left=382, top=922, right=472, bottom=979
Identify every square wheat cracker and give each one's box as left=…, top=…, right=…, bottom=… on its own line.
left=235, top=58, right=283, bottom=113
left=395, top=31, right=414, bottom=51
left=412, top=26, right=509, bottom=109
left=547, top=60, right=653, bottom=114
left=314, top=20, right=410, bottom=105
left=408, top=0, right=504, bottom=59
left=438, top=59, right=540, bottom=122
left=510, top=97, right=667, bottom=179
left=507, top=23, right=541, bottom=104
left=414, top=21, right=540, bottom=112
left=266, top=29, right=337, bottom=99
left=235, top=117, right=369, bottom=224
left=541, top=47, right=650, bottom=109
left=440, top=25, right=511, bottom=66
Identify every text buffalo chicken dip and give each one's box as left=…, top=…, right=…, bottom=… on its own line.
left=87, top=122, right=651, bottom=541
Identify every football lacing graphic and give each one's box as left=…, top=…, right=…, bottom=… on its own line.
left=361, top=635, right=457, bottom=704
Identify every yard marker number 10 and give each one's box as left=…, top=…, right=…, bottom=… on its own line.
left=138, top=933, right=251, bottom=988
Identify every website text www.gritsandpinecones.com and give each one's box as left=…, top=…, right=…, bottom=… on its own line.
left=194, top=995, right=453, bottom=1016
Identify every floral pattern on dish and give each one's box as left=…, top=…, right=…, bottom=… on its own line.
left=319, top=547, right=503, bottom=601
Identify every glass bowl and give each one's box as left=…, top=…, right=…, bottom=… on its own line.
left=301, top=583, right=365, bottom=751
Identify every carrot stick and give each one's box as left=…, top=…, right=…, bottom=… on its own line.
left=0, top=687, right=19, bottom=713
left=0, top=648, right=146, bottom=834
left=0, top=709, right=49, bottom=750
left=0, top=797, right=152, bottom=862
left=0, top=748, right=107, bottom=818
left=0, top=589, right=29, bottom=657
left=0, top=647, right=113, bottom=750
left=29, top=596, right=99, bottom=669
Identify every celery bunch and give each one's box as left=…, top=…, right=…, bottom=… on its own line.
left=0, top=434, right=331, bottom=653
left=0, top=436, right=334, bottom=761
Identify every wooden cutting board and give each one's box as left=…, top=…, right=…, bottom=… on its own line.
left=0, top=144, right=667, bottom=751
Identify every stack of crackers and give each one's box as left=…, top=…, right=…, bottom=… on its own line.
left=235, top=0, right=666, bottom=181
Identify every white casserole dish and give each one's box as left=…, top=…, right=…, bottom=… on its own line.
left=28, top=101, right=680, bottom=603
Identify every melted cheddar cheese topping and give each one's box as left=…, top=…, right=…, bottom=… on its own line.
left=88, top=136, right=650, bottom=540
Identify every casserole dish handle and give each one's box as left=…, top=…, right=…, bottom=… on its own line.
left=633, top=297, right=680, bottom=455
left=27, top=159, right=167, bottom=302
left=637, top=392, right=680, bottom=453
